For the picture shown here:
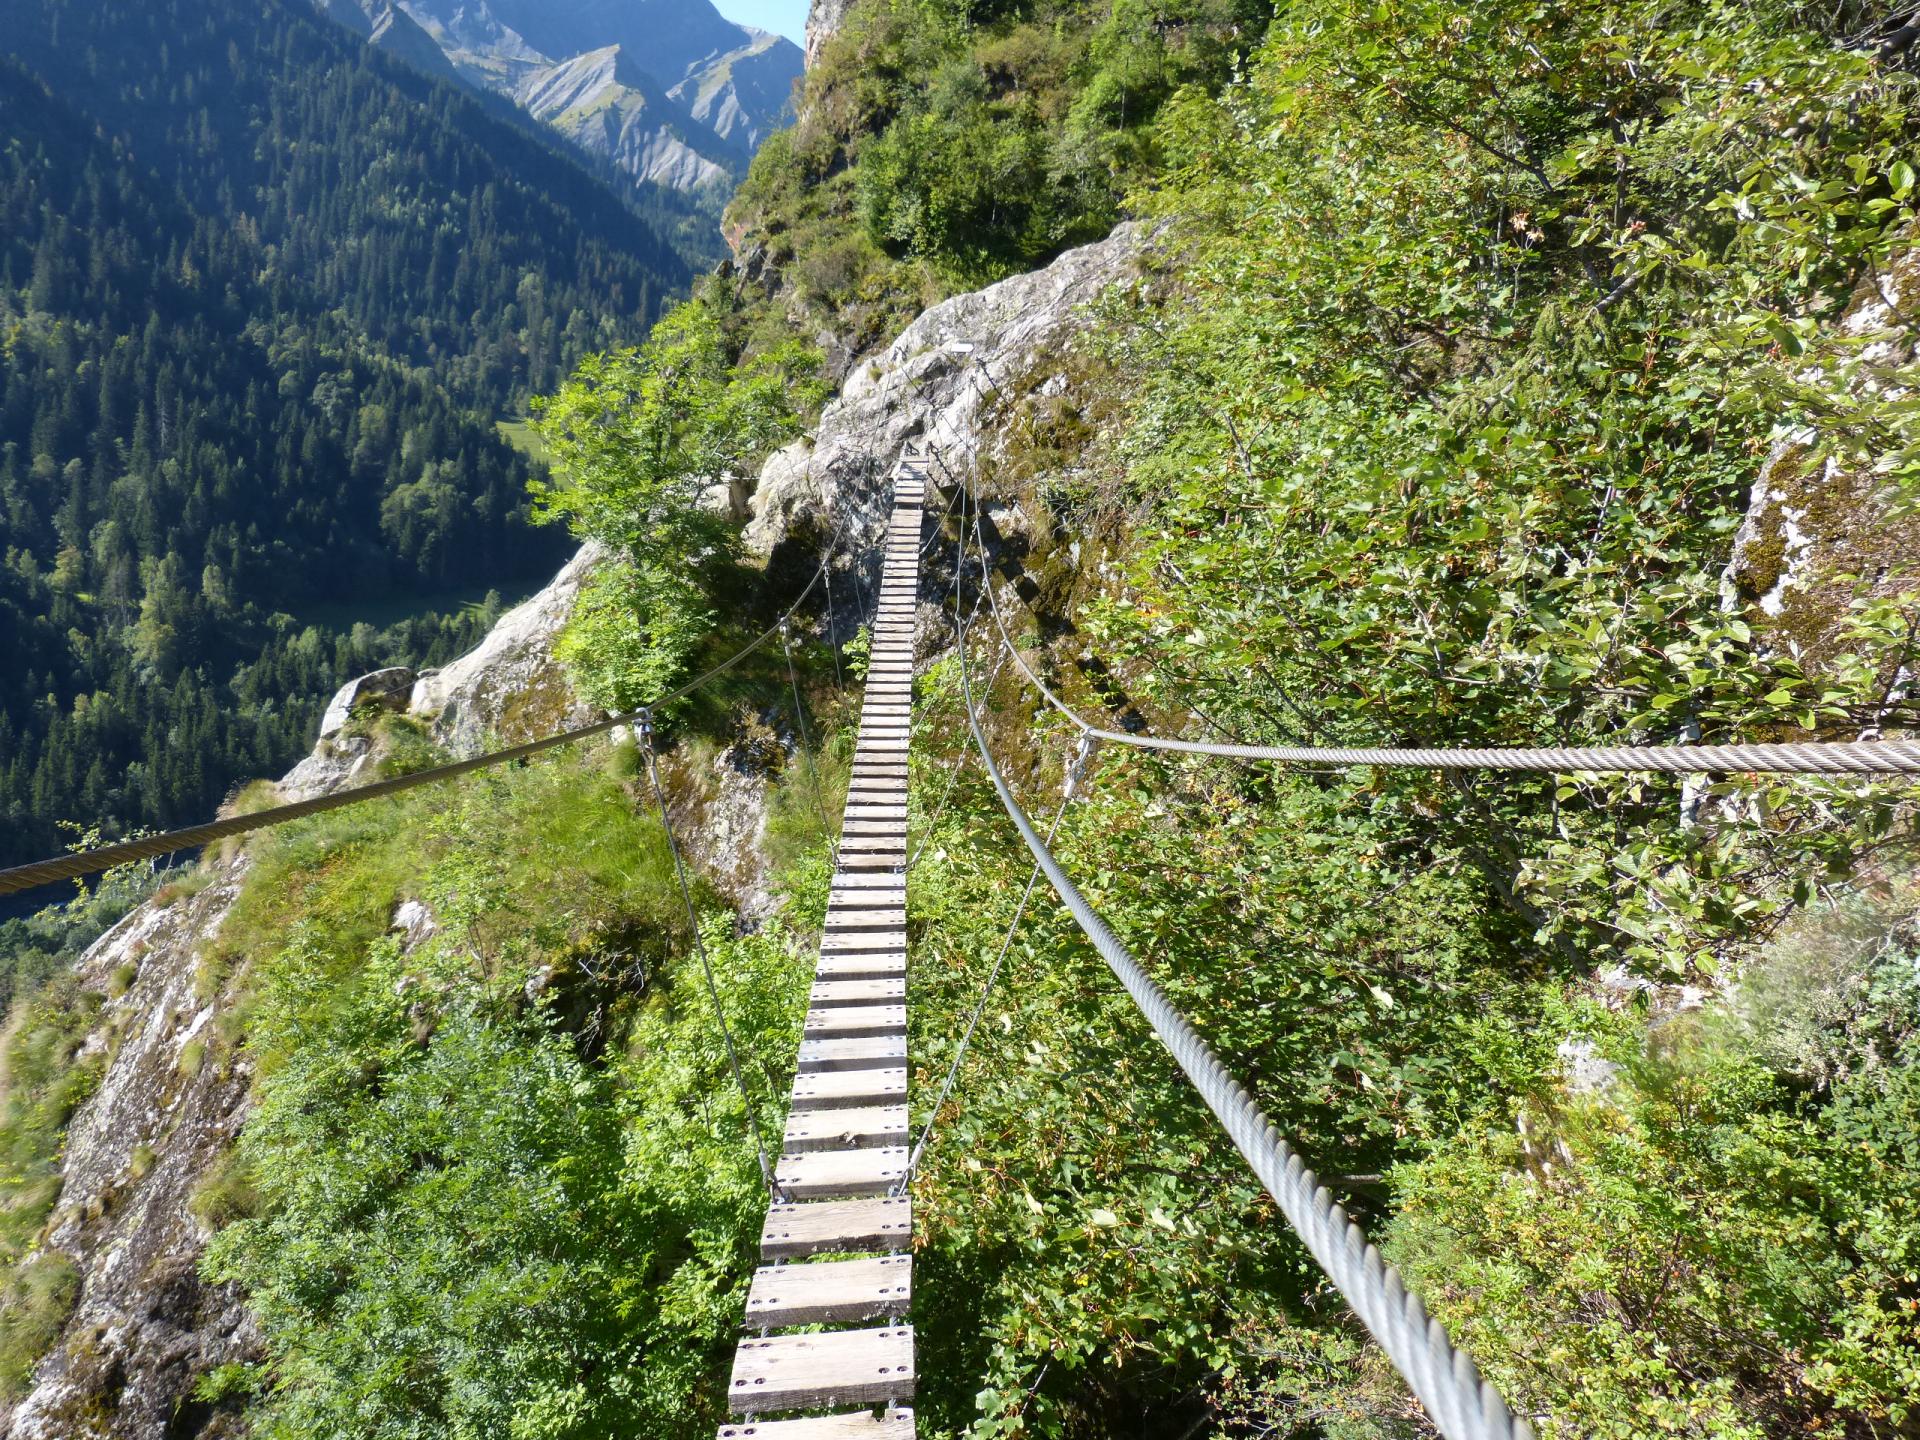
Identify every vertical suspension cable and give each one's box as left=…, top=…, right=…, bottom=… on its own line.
left=781, top=621, right=839, bottom=868
left=638, top=710, right=786, bottom=1201
left=897, top=731, right=1097, bottom=1189
left=823, top=560, right=845, bottom=692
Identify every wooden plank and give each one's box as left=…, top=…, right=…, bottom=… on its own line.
left=823, top=902, right=904, bottom=920
left=813, top=953, right=905, bottom=981
left=803, top=1005, right=907, bottom=1039
left=797, top=1035, right=907, bottom=1072
left=776, top=1145, right=909, bottom=1197
left=831, top=872, right=907, bottom=889
left=729, top=1328, right=917, bottom=1413
left=729, top=1326, right=915, bottom=1413
left=789, top=1067, right=907, bottom=1109
left=826, top=893, right=904, bottom=910
left=823, top=916, right=906, bottom=935
left=717, top=1406, right=915, bottom=1439
left=783, top=1103, right=910, bottom=1152
left=744, top=1255, right=912, bottom=1327
left=810, top=978, right=906, bottom=1007
left=827, top=854, right=903, bottom=875
left=825, top=900, right=904, bottom=920
left=820, top=932, right=906, bottom=954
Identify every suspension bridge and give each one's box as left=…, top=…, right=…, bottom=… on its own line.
left=5, top=443, right=1920, bottom=1439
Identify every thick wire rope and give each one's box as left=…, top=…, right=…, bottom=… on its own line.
left=781, top=620, right=839, bottom=869
left=0, top=535, right=846, bottom=898
left=955, top=586, right=1534, bottom=1440
left=638, top=710, right=787, bottom=1202
left=963, top=470, right=1920, bottom=776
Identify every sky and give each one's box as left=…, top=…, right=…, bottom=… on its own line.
left=712, top=0, right=809, bottom=45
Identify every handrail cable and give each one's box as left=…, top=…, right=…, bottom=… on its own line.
left=955, top=547, right=1534, bottom=1440
left=971, top=509, right=1920, bottom=776
left=823, top=559, right=846, bottom=692
left=637, top=710, right=787, bottom=1202
left=0, top=553, right=836, bottom=899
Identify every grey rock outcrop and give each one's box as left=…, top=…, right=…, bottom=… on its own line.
left=1722, top=243, right=1920, bottom=680
left=317, top=665, right=417, bottom=739
left=745, top=220, right=1163, bottom=560
left=804, top=0, right=853, bottom=68
left=3, top=875, right=257, bottom=1440
left=409, top=542, right=603, bottom=754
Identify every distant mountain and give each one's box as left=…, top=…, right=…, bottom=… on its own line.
left=315, top=0, right=804, bottom=192
left=0, top=0, right=690, bottom=867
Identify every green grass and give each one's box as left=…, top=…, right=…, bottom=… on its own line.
left=288, top=582, right=536, bottom=638
left=494, top=417, right=551, bottom=467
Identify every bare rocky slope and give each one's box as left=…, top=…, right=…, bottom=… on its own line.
left=311, top=0, right=801, bottom=192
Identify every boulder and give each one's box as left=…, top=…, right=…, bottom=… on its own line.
left=317, top=666, right=418, bottom=739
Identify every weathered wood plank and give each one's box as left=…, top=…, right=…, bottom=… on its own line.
left=822, top=919, right=906, bottom=938
left=729, top=1326, right=915, bottom=1413
left=783, top=1103, right=910, bottom=1152
left=789, top=1067, right=908, bottom=1108
left=776, top=1145, right=909, bottom=1197
left=797, top=1035, right=907, bottom=1072
left=825, top=902, right=904, bottom=922
left=820, top=932, right=907, bottom=954
left=802, top=1005, right=907, bottom=1039
left=744, top=1255, right=912, bottom=1327
left=716, top=1406, right=915, bottom=1439
left=831, top=872, right=907, bottom=889
left=810, top=978, right=906, bottom=1007
left=810, top=960, right=898, bottom=983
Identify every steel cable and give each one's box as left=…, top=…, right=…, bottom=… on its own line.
left=955, top=593, right=1535, bottom=1440
left=0, top=556, right=834, bottom=898
left=896, top=732, right=1093, bottom=1191
left=965, top=480, right=1920, bottom=776
left=638, top=711, right=787, bottom=1202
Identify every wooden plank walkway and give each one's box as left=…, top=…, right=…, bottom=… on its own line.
left=721, top=449, right=926, bottom=1438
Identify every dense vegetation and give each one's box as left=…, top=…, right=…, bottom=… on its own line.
left=726, top=0, right=1266, bottom=356
left=0, top=0, right=693, bottom=868
left=888, top=0, right=1920, bottom=1433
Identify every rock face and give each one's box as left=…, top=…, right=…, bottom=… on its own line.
left=804, top=0, right=853, bottom=68
left=745, top=221, right=1163, bottom=562
left=409, top=542, right=603, bottom=754
left=0, top=542, right=602, bottom=1438
left=317, top=665, right=417, bottom=739
left=308, top=0, right=801, bottom=192
left=3, top=874, right=258, bottom=1440
left=1723, top=244, right=1920, bottom=687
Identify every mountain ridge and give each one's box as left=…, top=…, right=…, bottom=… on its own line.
left=313, top=0, right=802, bottom=192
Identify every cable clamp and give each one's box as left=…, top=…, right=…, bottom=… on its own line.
left=1067, top=732, right=1101, bottom=789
